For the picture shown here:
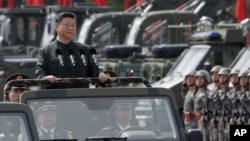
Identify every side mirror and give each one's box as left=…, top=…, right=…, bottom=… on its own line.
left=187, top=129, right=203, bottom=141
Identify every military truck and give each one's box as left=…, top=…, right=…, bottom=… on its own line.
left=0, top=102, right=40, bottom=141
left=10, top=78, right=202, bottom=141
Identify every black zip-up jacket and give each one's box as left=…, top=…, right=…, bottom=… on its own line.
left=35, top=40, right=99, bottom=89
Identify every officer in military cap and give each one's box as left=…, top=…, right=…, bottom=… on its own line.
left=36, top=103, right=73, bottom=140
left=3, top=73, right=30, bottom=102
left=96, top=100, right=137, bottom=137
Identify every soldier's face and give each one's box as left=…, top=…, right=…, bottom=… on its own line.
left=240, top=77, right=248, bottom=86
left=196, top=76, right=206, bottom=87
left=38, top=110, right=57, bottom=128
left=211, top=72, right=219, bottom=82
left=55, top=17, right=76, bottom=41
left=186, top=76, right=196, bottom=86
left=230, top=74, right=238, bottom=84
left=219, top=75, right=228, bottom=84
left=8, top=88, right=25, bottom=102
left=114, top=107, right=133, bottom=124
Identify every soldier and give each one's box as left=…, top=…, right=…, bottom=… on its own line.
left=193, top=70, right=210, bottom=141
left=96, top=100, right=137, bottom=137
left=36, top=103, right=73, bottom=140
left=209, top=65, right=222, bottom=92
left=3, top=73, right=30, bottom=102
left=235, top=70, right=250, bottom=125
left=216, top=68, right=231, bottom=141
left=229, top=68, right=240, bottom=92
left=182, top=70, right=197, bottom=133
left=2, top=73, right=30, bottom=141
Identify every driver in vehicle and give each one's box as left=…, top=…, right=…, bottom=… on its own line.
left=96, top=100, right=137, bottom=136
left=36, top=104, right=73, bottom=140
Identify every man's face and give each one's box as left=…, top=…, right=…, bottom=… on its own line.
left=55, top=17, right=76, bottom=41
left=38, top=110, right=57, bottom=129
left=219, top=74, right=228, bottom=84
left=186, top=75, right=196, bottom=86
left=196, top=76, right=206, bottom=87
left=230, top=74, right=239, bottom=85
left=211, top=72, right=219, bottom=82
left=240, top=77, right=248, bottom=87
left=8, top=88, right=26, bottom=102
left=114, top=107, right=133, bottom=125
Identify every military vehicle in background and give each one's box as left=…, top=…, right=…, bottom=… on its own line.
left=153, top=26, right=246, bottom=108
left=0, top=102, right=40, bottom=141
left=13, top=78, right=202, bottom=141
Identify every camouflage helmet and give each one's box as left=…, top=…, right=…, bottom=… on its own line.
left=195, top=70, right=211, bottom=83
left=185, top=70, right=196, bottom=78
left=238, top=70, right=249, bottom=77
left=4, top=73, right=30, bottom=101
left=210, top=65, right=222, bottom=73
left=218, top=67, right=230, bottom=77
left=230, top=68, right=240, bottom=76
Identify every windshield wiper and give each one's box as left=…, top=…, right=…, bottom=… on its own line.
left=85, top=137, right=127, bottom=141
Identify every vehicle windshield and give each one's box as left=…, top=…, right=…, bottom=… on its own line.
left=26, top=97, right=179, bottom=141
left=231, top=48, right=250, bottom=71
left=169, top=46, right=209, bottom=77
left=0, top=113, right=32, bottom=141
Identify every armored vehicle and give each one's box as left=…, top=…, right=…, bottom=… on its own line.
left=0, top=102, right=40, bottom=141
left=15, top=78, right=202, bottom=141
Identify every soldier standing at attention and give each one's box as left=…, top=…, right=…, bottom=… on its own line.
left=229, top=69, right=240, bottom=92
left=236, top=70, right=249, bottom=125
left=216, top=68, right=231, bottom=141
left=209, top=65, right=222, bottom=92
left=35, top=12, right=109, bottom=89
left=193, top=70, right=210, bottom=141
left=182, top=70, right=197, bottom=133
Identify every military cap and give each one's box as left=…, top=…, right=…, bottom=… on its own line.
left=4, top=73, right=29, bottom=89
left=104, top=71, right=117, bottom=77
left=37, top=105, right=58, bottom=114
left=112, top=100, right=133, bottom=109
left=4, top=73, right=30, bottom=100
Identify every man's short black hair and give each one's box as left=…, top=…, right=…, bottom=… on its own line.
left=55, top=12, right=77, bottom=23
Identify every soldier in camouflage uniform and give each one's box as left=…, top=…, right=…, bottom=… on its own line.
left=235, top=70, right=250, bottom=125
left=193, top=70, right=210, bottom=141
left=209, top=65, right=222, bottom=92
left=182, top=70, right=197, bottom=133
left=216, top=68, right=231, bottom=141
left=229, top=69, right=240, bottom=92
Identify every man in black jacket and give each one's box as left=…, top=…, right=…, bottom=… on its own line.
left=35, top=12, right=108, bottom=89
